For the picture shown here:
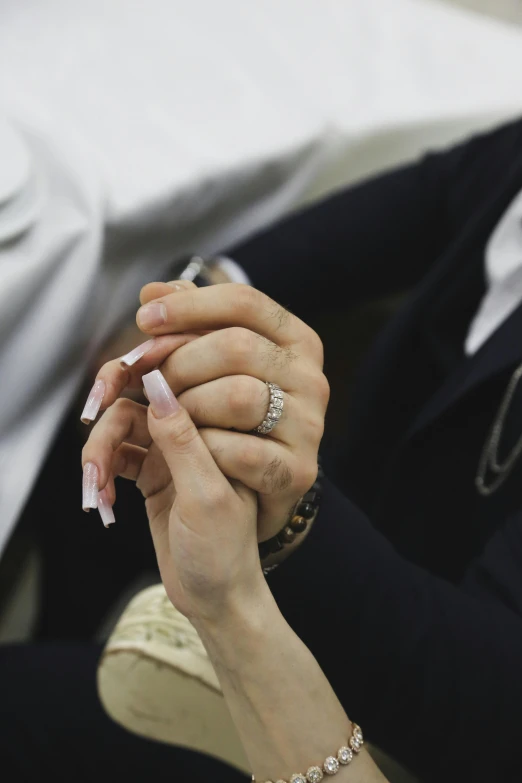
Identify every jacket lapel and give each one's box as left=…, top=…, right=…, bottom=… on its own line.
left=408, top=156, right=522, bottom=438
left=409, top=302, right=522, bottom=437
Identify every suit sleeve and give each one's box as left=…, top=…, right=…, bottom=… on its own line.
left=268, top=478, right=522, bottom=783
left=227, top=121, right=521, bottom=320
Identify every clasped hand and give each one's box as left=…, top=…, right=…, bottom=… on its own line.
left=82, top=281, right=328, bottom=623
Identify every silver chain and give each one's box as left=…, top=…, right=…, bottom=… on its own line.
left=476, top=362, right=522, bottom=496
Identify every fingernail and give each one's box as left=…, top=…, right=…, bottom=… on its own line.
left=98, top=488, right=115, bottom=527
left=80, top=379, right=105, bottom=424
left=82, top=462, right=99, bottom=510
left=137, top=303, right=167, bottom=329
left=167, top=280, right=190, bottom=290
left=142, top=370, right=180, bottom=418
left=120, top=338, right=155, bottom=368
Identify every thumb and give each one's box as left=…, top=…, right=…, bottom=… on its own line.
left=140, top=279, right=197, bottom=306
left=142, top=370, right=227, bottom=507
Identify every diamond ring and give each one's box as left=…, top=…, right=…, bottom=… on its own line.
left=253, top=382, right=284, bottom=435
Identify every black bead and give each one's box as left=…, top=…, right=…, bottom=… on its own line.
left=297, top=502, right=314, bottom=520
left=270, top=536, right=284, bottom=554
left=281, top=526, right=296, bottom=544
left=258, top=541, right=272, bottom=559
left=259, top=535, right=284, bottom=560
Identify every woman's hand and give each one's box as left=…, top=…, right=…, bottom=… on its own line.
left=83, top=280, right=329, bottom=543
left=82, top=371, right=384, bottom=783
left=82, top=370, right=263, bottom=623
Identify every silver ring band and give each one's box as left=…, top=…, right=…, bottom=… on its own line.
left=253, top=382, right=284, bottom=435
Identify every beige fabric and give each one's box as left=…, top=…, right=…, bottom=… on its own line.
left=97, top=584, right=249, bottom=773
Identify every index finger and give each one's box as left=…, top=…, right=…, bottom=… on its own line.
left=136, top=283, right=304, bottom=347
left=80, top=333, right=199, bottom=424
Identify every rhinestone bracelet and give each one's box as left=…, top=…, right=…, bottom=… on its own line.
left=252, top=723, right=363, bottom=783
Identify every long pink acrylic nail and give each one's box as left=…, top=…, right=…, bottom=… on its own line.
left=120, top=338, right=155, bottom=368
left=142, top=370, right=180, bottom=418
left=82, top=462, right=99, bottom=511
left=80, top=380, right=105, bottom=424
left=98, top=488, right=115, bottom=527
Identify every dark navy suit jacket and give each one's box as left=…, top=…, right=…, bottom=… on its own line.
left=230, top=118, right=522, bottom=782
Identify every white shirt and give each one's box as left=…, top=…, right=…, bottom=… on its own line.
left=466, top=189, right=522, bottom=355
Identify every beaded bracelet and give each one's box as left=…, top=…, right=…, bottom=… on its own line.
left=252, top=723, right=364, bottom=783
left=258, top=462, right=323, bottom=568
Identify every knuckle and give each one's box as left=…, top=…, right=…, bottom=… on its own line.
left=228, top=376, right=258, bottom=416
left=306, top=413, right=325, bottom=443
left=307, top=329, right=325, bottom=364
left=178, top=389, right=207, bottom=424
left=168, top=409, right=200, bottom=450
left=202, top=481, right=229, bottom=509
left=265, top=300, right=291, bottom=331
left=262, top=456, right=294, bottom=494
left=239, top=439, right=265, bottom=472
left=313, top=372, right=330, bottom=408
left=224, top=327, right=255, bottom=364
left=263, top=342, right=296, bottom=371
left=234, top=284, right=258, bottom=316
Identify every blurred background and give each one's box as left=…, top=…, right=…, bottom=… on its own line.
left=1, top=0, right=522, bottom=778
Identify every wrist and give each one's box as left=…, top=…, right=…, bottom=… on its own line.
left=193, top=577, right=278, bottom=658
left=260, top=460, right=323, bottom=572
left=260, top=513, right=314, bottom=571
